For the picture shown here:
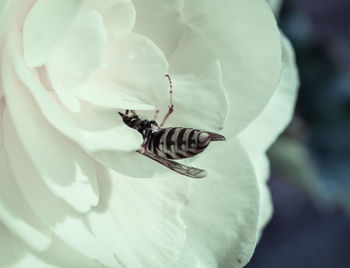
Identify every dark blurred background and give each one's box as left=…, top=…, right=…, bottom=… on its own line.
left=247, top=1, right=350, bottom=267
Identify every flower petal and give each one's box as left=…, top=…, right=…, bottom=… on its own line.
left=165, top=27, right=229, bottom=131
left=0, top=223, right=100, bottom=268
left=23, top=0, right=80, bottom=67
left=239, top=34, right=299, bottom=156
left=0, top=0, right=37, bottom=42
left=267, top=0, right=283, bottom=16
left=0, top=101, right=51, bottom=252
left=4, top=120, right=189, bottom=266
left=82, top=0, right=131, bottom=13
left=0, top=223, right=51, bottom=268
left=4, top=124, right=120, bottom=266
left=86, top=165, right=190, bottom=267
left=6, top=32, right=142, bottom=154
left=133, top=0, right=185, bottom=57
left=181, top=0, right=282, bottom=136
left=132, top=1, right=230, bottom=131
left=2, top=106, right=98, bottom=213
left=101, top=1, right=136, bottom=35
left=3, top=39, right=99, bottom=213
left=176, top=138, right=260, bottom=268
left=238, top=34, right=299, bottom=235
left=73, top=32, right=170, bottom=110
left=46, top=7, right=107, bottom=111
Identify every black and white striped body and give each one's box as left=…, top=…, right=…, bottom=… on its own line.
left=119, top=112, right=211, bottom=159
left=147, top=127, right=210, bottom=159
left=118, top=111, right=225, bottom=178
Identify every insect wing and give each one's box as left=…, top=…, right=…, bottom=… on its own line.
left=206, top=131, right=226, bottom=141
left=139, top=151, right=207, bottom=179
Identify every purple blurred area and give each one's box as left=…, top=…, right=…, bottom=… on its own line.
left=291, top=0, right=350, bottom=72
left=247, top=177, right=350, bottom=268
left=247, top=0, right=350, bottom=267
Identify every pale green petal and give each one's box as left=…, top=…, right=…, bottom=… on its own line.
left=0, top=223, right=102, bottom=268
left=46, top=7, right=107, bottom=112
left=166, top=27, right=229, bottom=131
left=0, top=0, right=36, bottom=39
left=175, top=138, right=260, bottom=268
left=23, top=0, right=80, bottom=67
left=133, top=0, right=185, bottom=57
left=86, top=166, right=189, bottom=268
left=0, top=149, right=52, bottom=252
left=4, top=121, right=189, bottom=266
left=0, top=101, right=51, bottom=252
left=0, top=223, right=57, bottom=268
left=266, top=0, right=283, bottom=16
left=0, top=0, right=10, bottom=18
left=0, top=1, right=298, bottom=267
left=3, top=41, right=99, bottom=213
left=71, top=32, right=169, bottom=112
left=4, top=124, right=123, bottom=266
left=239, top=34, right=299, bottom=235
left=83, top=0, right=131, bottom=12
left=6, top=32, right=143, bottom=153
left=182, top=0, right=282, bottom=136
left=102, top=1, right=136, bottom=35
left=239, top=34, right=299, bottom=156
left=0, top=0, right=33, bottom=100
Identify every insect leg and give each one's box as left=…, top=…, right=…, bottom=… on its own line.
left=160, top=74, right=174, bottom=127
left=153, top=109, right=160, bottom=120
left=137, top=146, right=147, bottom=154
left=149, top=119, right=160, bottom=130
left=165, top=74, right=173, bottom=109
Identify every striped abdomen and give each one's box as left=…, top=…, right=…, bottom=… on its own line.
left=147, top=127, right=211, bottom=160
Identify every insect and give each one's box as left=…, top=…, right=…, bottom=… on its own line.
left=118, top=74, right=225, bottom=178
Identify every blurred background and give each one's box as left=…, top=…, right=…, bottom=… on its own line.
left=247, top=1, right=350, bottom=267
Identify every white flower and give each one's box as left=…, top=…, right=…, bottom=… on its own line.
left=0, top=0, right=297, bottom=267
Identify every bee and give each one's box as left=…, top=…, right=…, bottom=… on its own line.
left=118, top=75, right=225, bottom=179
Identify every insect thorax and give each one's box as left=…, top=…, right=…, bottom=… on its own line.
left=120, top=114, right=154, bottom=138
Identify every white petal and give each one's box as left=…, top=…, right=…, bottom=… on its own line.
left=73, top=32, right=170, bottom=110
left=23, top=0, right=80, bottom=67
left=0, top=150, right=52, bottom=252
left=70, top=31, right=163, bottom=110
left=181, top=0, right=282, bottom=136
left=238, top=34, right=299, bottom=236
left=6, top=32, right=142, bottom=154
left=102, top=1, right=136, bottom=35
left=92, top=149, right=161, bottom=178
left=0, top=0, right=10, bottom=17
left=239, top=34, right=299, bottom=157
left=254, top=154, right=273, bottom=238
left=176, top=138, right=260, bottom=268
left=0, top=0, right=36, bottom=46
left=83, top=0, right=131, bottom=12
left=3, top=40, right=99, bottom=213
left=0, top=0, right=11, bottom=45
left=3, top=107, right=99, bottom=213
left=165, top=27, right=229, bottom=131
left=0, top=223, right=100, bottom=268
left=86, top=165, right=190, bottom=267
left=0, top=224, right=55, bottom=268
left=267, top=0, right=283, bottom=16
left=4, top=127, right=120, bottom=267
left=0, top=101, right=51, bottom=252
left=133, top=0, right=185, bottom=57
left=4, top=122, right=189, bottom=266
left=46, top=7, right=107, bottom=111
